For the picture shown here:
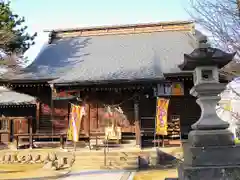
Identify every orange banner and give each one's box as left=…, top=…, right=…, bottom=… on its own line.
left=155, top=98, right=169, bottom=135
left=67, top=104, right=85, bottom=142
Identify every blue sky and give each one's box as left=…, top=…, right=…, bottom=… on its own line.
left=10, top=0, right=191, bottom=62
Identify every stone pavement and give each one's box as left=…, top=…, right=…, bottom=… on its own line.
left=58, top=170, right=135, bottom=180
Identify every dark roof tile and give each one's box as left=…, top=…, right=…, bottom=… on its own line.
left=4, top=31, right=197, bottom=83
left=0, top=86, right=36, bottom=105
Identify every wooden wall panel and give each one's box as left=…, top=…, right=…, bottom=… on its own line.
left=83, top=91, right=135, bottom=134
left=0, top=106, right=36, bottom=134
left=53, top=100, right=69, bottom=133
left=139, top=80, right=201, bottom=137
left=13, top=118, right=28, bottom=134
left=39, top=103, right=52, bottom=133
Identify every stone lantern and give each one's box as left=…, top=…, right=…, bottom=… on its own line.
left=176, top=36, right=240, bottom=180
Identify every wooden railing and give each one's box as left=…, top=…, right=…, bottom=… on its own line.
left=14, top=133, right=66, bottom=149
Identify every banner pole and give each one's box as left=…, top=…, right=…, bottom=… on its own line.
left=74, top=141, right=77, bottom=151
left=162, top=135, right=165, bottom=147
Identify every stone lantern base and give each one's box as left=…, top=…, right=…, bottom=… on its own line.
left=178, top=162, right=240, bottom=180
left=177, top=137, right=240, bottom=179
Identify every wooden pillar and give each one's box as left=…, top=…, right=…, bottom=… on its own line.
left=36, top=101, right=40, bottom=133
left=50, top=84, right=55, bottom=134
left=66, top=101, right=71, bottom=146
left=95, top=102, right=98, bottom=149
left=83, top=102, right=90, bottom=137
left=88, top=103, right=91, bottom=136
left=134, top=95, right=141, bottom=146
left=29, top=117, right=33, bottom=149
left=88, top=103, right=91, bottom=150
left=96, top=102, right=99, bottom=130
left=8, top=119, right=11, bottom=142
left=67, top=102, right=71, bottom=127
left=60, top=134, right=64, bottom=149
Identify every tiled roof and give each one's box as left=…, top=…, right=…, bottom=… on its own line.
left=3, top=31, right=196, bottom=83
left=2, top=21, right=198, bottom=84
left=0, top=86, right=36, bottom=105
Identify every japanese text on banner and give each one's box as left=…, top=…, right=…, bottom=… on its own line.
left=67, top=104, right=85, bottom=142
left=155, top=98, right=169, bottom=135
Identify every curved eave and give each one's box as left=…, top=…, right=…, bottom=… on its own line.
left=52, top=77, right=165, bottom=87
left=179, top=52, right=236, bottom=71
left=0, top=78, right=54, bottom=84
left=0, top=87, right=37, bottom=105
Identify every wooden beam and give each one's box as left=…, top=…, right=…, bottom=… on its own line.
left=50, top=84, right=55, bottom=134
left=134, top=96, right=140, bottom=146
left=0, top=117, right=27, bottom=120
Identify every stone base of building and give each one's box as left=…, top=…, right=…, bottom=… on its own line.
left=177, top=163, right=240, bottom=180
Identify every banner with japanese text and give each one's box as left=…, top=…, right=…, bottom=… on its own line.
left=155, top=98, right=169, bottom=135
left=67, top=104, right=85, bottom=142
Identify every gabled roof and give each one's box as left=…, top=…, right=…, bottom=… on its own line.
left=2, top=21, right=197, bottom=84
left=0, top=86, right=36, bottom=105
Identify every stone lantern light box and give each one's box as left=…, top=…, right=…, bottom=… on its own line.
left=193, top=66, right=219, bottom=85
left=179, top=35, right=235, bottom=86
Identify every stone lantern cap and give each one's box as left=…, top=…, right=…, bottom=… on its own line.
left=179, top=47, right=236, bottom=71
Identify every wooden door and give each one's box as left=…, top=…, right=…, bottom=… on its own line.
left=89, top=102, right=99, bottom=132
left=139, top=95, right=156, bottom=148
left=13, top=118, right=28, bottom=134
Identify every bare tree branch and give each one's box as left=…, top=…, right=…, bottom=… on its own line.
left=188, top=0, right=240, bottom=57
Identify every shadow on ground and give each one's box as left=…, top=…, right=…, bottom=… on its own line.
left=122, top=148, right=182, bottom=172
left=130, top=148, right=180, bottom=180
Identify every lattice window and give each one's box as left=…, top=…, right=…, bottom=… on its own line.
left=0, top=120, right=8, bottom=131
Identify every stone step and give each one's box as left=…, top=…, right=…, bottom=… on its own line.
left=57, top=148, right=164, bottom=170
left=72, top=165, right=104, bottom=170
left=73, top=161, right=134, bottom=166
left=73, top=153, right=139, bottom=158
left=108, top=161, right=138, bottom=168
left=75, top=159, right=138, bottom=167
left=73, top=150, right=154, bottom=156
left=72, top=158, right=138, bottom=170
left=108, top=156, right=138, bottom=162
left=74, top=154, right=138, bottom=163
left=106, top=164, right=138, bottom=170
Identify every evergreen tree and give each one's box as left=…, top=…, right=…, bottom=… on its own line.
left=0, top=0, right=37, bottom=56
